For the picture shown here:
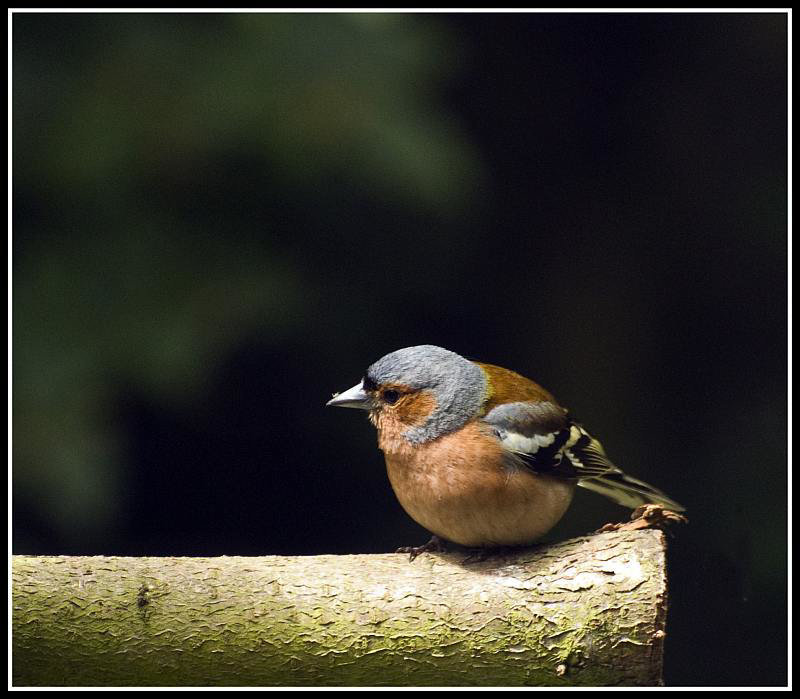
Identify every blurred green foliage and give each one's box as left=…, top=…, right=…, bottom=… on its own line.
left=13, top=13, right=481, bottom=540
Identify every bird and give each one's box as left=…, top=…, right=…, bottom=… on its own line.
left=326, top=345, right=685, bottom=558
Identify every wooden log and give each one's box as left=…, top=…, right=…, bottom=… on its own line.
left=12, top=529, right=669, bottom=686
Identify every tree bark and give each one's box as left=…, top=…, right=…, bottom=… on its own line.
left=12, top=530, right=669, bottom=686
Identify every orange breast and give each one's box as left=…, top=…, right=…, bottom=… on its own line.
left=383, top=420, right=574, bottom=547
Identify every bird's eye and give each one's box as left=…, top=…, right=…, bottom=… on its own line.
left=383, top=390, right=400, bottom=405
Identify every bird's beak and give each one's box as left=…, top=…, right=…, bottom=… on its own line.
left=326, top=381, right=372, bottom=410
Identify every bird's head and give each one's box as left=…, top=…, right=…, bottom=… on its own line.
left=326, top=345, right=488, bottom=444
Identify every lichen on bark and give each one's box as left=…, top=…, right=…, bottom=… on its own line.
left=12, top=530, right=668, bottom=686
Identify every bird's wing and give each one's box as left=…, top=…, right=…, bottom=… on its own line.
left=482, top=401, right=685, bottom=511
left=481, top=400, right=576, bottom=478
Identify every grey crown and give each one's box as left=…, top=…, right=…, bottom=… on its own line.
left=366, top=345, right=488, bottom=443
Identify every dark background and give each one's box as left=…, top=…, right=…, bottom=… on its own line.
left=12, top=12, right=788, bottom=686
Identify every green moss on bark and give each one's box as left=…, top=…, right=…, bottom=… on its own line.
left=12, top=530, right=668, bottom=686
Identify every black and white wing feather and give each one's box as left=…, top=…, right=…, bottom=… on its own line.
left=482, top=401, right=685, bottom=512
left=482, top=400, right=575, bottom=478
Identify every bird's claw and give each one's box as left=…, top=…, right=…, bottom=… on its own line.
left=395, top=535, right=447, bottom=562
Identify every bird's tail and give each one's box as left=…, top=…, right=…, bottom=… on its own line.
left=577, top=471, right=686, bottom=512
left=563, top=421, right=685, bottom=512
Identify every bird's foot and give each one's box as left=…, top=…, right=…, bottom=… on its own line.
left=596, top=503, right=688, bottom=533
left=395, top=535, right=447, bottom=562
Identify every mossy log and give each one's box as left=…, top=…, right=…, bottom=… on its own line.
left=12, top=530, right=669, bottom=686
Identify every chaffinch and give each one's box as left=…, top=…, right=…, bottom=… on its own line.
left=327, top=345, right=684, bottom=557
